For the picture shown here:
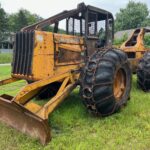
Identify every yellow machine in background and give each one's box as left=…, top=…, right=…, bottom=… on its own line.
left=120, top=28, right=150, bottom=72
left=0, top=3, right=132, bottom=144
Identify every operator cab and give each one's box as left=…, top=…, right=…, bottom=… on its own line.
left=52, top=3, right=114, bottom=56
left=84, top=5, right=114, bottom=56
left=22, top=3, right=114, bottom=57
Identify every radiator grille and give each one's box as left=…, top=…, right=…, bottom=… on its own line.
left=12, top=32, right=34, bottom=76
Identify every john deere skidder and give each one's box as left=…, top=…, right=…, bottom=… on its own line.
left=0, top=3, right=131, bottom=144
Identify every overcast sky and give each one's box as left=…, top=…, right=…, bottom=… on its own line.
left=1, top=0, right=150, bottom=18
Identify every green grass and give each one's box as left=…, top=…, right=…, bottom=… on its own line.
left=0, top=53, right=13, bottom=64
left=0, top=66, right=150, bottom=150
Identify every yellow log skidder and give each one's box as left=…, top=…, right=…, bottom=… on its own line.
left=0, top=3, right=132, bottom=145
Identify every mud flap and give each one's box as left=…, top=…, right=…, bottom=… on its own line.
left=0, top=94, right=51, bottom=145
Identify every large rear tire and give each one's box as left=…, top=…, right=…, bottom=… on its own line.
left=137, top=51, right=150, bottom=92
left=80, top=48, right=132, bottom=116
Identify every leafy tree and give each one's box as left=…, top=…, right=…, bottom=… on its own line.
left=8, top=9, right=43, bottom=32
left=141, top=18, right=150, bottom=27
left=115, top=1, right=149, bottom=31
left=0, top=4, right=8, bottom=42
left=16, top=9, right=28, bottom=30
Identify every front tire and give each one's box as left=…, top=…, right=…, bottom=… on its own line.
left=80, top=48, right=132, bottom=116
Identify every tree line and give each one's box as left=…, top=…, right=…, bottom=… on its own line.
left=115, top=1, right=150, bottom=31
left=0, top=1, right=150, bottom=42
left=0, top=4, right=43, bottom=42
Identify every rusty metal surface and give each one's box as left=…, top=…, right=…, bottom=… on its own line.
left=128, top=58, right=140, bottom=73
left=21, top=3, right=86, bottom=32
left=57, top=48, right=83, bottom=63
left=21, top=2, right=114, bottom=36
left=0, top=94, right=51, bottom=145
left=0, top=78, right=20, bottom=86
left=86, top=39, right=98, bottom=56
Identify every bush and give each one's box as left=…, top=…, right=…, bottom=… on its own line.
left=144, top=35, right=150, bottom=48
left=113, top=33, right=128, bottom=46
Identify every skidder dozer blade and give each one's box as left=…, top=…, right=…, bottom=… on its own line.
left=0, top=94, right=51, bottom=145
left=0, top=73, right=77, bottom=145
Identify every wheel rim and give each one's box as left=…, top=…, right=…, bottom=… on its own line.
left=113, top=68, right=126, bottom=101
